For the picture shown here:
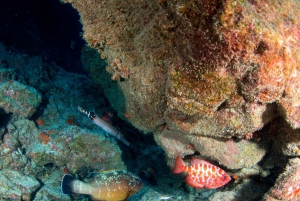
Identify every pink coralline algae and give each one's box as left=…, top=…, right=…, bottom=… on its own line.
left=0, top=81, right=42, bottom=118
left=272, top=121, right=300, bottom=156
left=0, top=169, right=40, bottom=201
left=0, top=46, right=129, bottom=200
left=262, top=158, right=300, bottom=201
left=219, top=0, right=300, bottom=129
left=22, top=123, right=125, bottom=174
left=61, top=0, right=300, bottom=198
left=156, top=128, right=268, bottom=169
left=1, top=134, right=20, bottom=154
left=62, top=0, right=300, bottom=142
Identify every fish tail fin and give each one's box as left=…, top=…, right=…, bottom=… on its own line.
left=173, top=156, right=186, bottom=174
left=116, top=132, right=130, bottom=146
left=120, top=137, right=130, bottom=146
left=78, top=106, right=88, bottom=115
left=61, top=174, right=77, bottom=194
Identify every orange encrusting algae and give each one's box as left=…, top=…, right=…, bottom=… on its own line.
left=173, top=156, right=231, bottom=189
left=38, top=130, right=55, bottom=145
left=66, top=117, right=80, bottom=126
left=38, top=133, right=50, bottom=145
left=36, top=119, right=44, bottom=126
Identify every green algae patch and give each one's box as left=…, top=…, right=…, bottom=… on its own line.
left=69, top=135, right=89, bottom=154
left=169, top=66, right=236, bottom=116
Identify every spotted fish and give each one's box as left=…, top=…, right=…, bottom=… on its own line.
left=61, top=170, right=143, bottom=201
left=173, top=156, right=231, bottom=189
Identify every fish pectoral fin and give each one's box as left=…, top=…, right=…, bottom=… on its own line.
left=185, top=175, right=204, bottom=188
left=90, top=194, right=107, bottom=201
left=121, top=190, right=132, bottom=201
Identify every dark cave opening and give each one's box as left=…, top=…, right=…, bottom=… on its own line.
left=0, top=0, right=86, bottom=74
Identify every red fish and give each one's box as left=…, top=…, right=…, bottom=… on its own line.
left=173, top=156, right=231, bottom=189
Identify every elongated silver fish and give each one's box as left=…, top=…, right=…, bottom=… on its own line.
left=78, top=106, right=130, bottom=146
left=61, top=170, right=143, bottom=201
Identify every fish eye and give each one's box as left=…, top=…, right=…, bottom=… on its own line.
left=223, top=175, right=227, bottom=180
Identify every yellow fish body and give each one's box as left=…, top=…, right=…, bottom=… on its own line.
left=61, top=170, right=143, bottom=201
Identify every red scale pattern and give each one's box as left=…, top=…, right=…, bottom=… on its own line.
left=173, top=156, right=231, bottom=189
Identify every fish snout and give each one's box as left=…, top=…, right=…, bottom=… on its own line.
left=127, top=173, right=144, bottom=193
left=133, top=176, right=144, bottom=192
left=138, top=177, right=144, bottom=188
left=222, top=173, right=232, bottom=183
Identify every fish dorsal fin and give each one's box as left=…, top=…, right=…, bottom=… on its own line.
left=190, top=158, right=214, bottom=166
left=102, top=169, right=123, bottom=174
left=87, top=172, right=98, bottom=178
left=85, top=172, right=99, bottom=183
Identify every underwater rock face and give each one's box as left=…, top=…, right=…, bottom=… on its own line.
left=273, top=122, right=300, bottom=157
left=62, top=0, right=300, bottom=135
left=61, top=0, right=300, bottom=198
left=62, top=0, right=170, bottom=132
left=0, top=75, right=124, bottom=176
left=34, top=185, right=71, bottom=201
left=156, top=128, right=268, bottom=169
left=33, top=170, right=71, bottom=201
left=0, top=44, right=127, bottom=200
left=0, top=81, right=41, bottom=118
left=262, top=158, right=300, bottom=201
left=62, top=0, right=300, bottom=153
left=0, top=121, right=37, bottom=175
left=0, top=169, right=40, bottom=200
left=17, top=118, right=125, bottom=174
left=208, top=179, right=270, bottom=201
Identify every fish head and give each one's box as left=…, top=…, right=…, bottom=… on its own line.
left=219, top=171, right=231, bottom=185
left=128, top=174, right=143, bottom=193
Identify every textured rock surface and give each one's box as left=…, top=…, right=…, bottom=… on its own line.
left=0, top=42, right=125, bottom=173
left=35, top=0, right=300, bottom=199
left=209, top=179, right=269, bottom=201
left=275, top=124, right=300, bottom=156
left=15, top=118, right=125, bottom=174
left=62, top=0, right=171, bottom=132
left=61, top=1, right=300, bottom=174
left=34, top=185, right=71, bottom=201
left=262, top=158, right=300, bottom=201
left=0, top=81, right=41, bottom=118
left=33, top=170, right=71, bottom=201
left=62, top=0, right=300, bottom=135
left=0, top=44, right=127, bottom=200
left=2, top=0, right=300, bottom=199
left=156, top=128, right=268, bottom=169
left=0, top=169, right=40, bottom=201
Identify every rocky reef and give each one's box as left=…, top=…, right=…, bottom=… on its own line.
left=60, top=0, right=300, bottom=200
left=0, top=40, right=185, bottom=200
left=0, top=43, right=126, bottom=200
left=0, top=0, right=299, bottom=200
left=262, top=158, right=300, bottom=201
left=62, top=0, right=300, bottom=133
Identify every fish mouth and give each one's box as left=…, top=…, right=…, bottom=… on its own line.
left=137, top=178, right=144, bottom=190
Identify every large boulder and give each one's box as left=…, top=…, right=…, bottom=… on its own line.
left=0, top=169, right=40, bottom=201
left=0, top=81, right=41, bottom=118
